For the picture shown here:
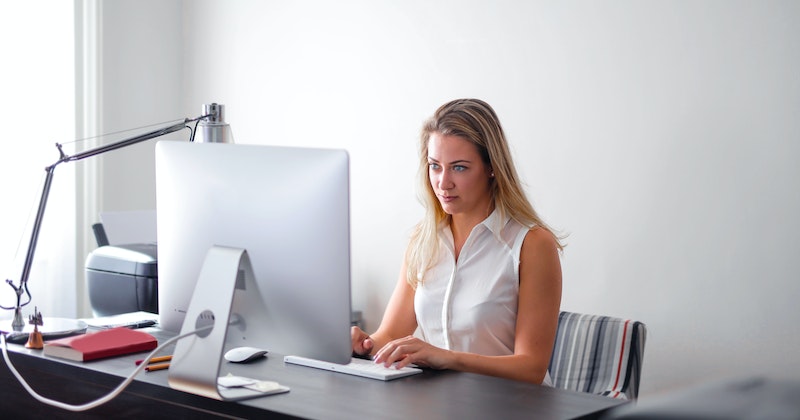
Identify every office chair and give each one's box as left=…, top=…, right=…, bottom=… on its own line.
left=548, top=311, right=647, bottom=400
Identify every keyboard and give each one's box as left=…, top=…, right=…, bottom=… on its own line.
left=284, top=355, right=423, bottom=381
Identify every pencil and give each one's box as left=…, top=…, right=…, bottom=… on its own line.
left=145, top=362, right=170, bottom=372
left=136, top=355, right=173, bottom=366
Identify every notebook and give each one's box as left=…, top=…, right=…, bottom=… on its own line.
left=82, top=311, right=159, bottom=330
left=43, top=327, right=157, bottom=362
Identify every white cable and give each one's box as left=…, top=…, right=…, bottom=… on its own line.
left=1, top=327, right=205, bottom=412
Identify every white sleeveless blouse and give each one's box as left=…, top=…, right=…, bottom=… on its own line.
left=414, top=210, right=553, bottom=386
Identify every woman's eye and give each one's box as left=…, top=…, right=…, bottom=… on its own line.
left=428, top=163, right=440, bottom=170
left=453, top=165, right=467, bottom=172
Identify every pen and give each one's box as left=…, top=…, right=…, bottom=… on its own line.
left=136, top=355, right=173, bottom=366
left=128, top=320, right=157, bottom=329
left=145, top=362, right=170, bottom=372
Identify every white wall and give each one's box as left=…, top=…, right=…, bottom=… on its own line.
left=98, top=1, right=800, bottom=396
left=96, top=0, right=184, bottom=212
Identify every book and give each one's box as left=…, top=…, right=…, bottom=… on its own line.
left=43, top=327, right=157, bottom=362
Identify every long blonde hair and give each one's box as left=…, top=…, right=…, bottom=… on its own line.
left=406, top=98, right=563, bottom=287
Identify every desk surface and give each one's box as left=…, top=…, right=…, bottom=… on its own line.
left=1, top=328, right=625, bottom=419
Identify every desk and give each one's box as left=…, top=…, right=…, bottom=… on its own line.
left=1, top=328, right=625, bottom=419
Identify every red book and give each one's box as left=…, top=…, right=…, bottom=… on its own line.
left=43, top=327, right=157, bottom=362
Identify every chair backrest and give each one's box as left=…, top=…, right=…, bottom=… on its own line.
left=548, top=311, right=646, bottom=400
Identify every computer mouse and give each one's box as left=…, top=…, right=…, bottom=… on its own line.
left=224, top=346, right=268, bottom=363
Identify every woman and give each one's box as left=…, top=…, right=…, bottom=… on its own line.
left=352, top=98, right=563, bottom=385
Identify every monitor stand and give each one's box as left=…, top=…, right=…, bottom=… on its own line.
left=168, top=246, right=288, bottom=401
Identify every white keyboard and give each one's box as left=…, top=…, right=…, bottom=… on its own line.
left=284, top=355, right=422, bottom=381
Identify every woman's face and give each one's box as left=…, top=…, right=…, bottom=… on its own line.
left=427, top=132, right=493, bottom=218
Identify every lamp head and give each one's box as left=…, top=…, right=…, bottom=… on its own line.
left=197, top=103, right=234, bottom=143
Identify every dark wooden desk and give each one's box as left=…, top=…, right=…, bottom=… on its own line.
left=1, top=328, right=625, bottom=419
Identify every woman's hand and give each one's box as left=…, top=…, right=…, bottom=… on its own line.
left=373, top=335, right=450, bottom=370
left=350, top=326, right=374, bottom=357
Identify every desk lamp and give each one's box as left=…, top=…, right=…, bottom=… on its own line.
left=1, top=103, right=233, bottom=336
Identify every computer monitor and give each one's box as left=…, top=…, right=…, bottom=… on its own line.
left=155, top=141, right=352, bottom=366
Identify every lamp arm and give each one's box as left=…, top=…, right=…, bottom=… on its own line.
left=2, top=117, right=199, bottom=327
left=60, top=118, right=192, bottom=162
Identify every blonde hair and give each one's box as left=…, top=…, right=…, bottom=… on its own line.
left=406, top=98, right=563, bottom=287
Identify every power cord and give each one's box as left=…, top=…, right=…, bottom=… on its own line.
left=1, top=326, right=208, bottom=412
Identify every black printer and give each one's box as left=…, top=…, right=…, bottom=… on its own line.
left=85, top=243, right=158, bottom=317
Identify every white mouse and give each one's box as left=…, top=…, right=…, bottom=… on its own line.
left=224, top=346, right=268, bottom=363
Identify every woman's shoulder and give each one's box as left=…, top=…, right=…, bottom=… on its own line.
left=522, top=226, right=560, bottom=255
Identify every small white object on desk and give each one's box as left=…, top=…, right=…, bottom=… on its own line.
left=218, top=374, right=289, bottom=395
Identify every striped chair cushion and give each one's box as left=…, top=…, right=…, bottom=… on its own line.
left=548, top=311, right=647, bottom=400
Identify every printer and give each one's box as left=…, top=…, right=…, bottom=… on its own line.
left=85, top=243, right=158, bottom=317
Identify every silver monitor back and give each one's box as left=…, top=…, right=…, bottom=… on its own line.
left=155, top=141, right=352, bottom=364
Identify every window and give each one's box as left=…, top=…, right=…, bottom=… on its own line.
left=0, top=2, right=77, bottom=320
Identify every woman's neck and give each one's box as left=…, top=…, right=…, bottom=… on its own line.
left=449, top=206, right=494, bottom=259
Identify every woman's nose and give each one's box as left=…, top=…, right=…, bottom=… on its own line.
left=438, top=171, right=453, bottom=190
